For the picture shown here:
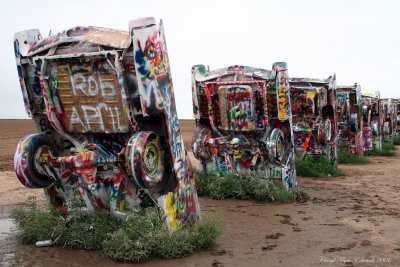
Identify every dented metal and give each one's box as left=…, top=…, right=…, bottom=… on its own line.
left=379, top=98, right=398, bottom=142
left=13, top=17, right=200, bottom=230
left=191, top=64, right=297, bottom=189
left=289, top=76, right=338, bottom=165
left=361, top=91, right=382, bottom=150
left=336, top=84, right=364, bottom=156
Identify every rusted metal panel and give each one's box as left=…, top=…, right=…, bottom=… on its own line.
left=82, top=27, right=130, bottom=48
left=192, top=63, right=297, bottom=190
left=13, top=18, right=201, bottom=231
left=47, top=59, right=129, bottom=133
left=289, top=75, right=338, bottom=164
left=15, top=27, right=130, bottom=57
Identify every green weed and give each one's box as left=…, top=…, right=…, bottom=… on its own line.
left=393, top=136, right=400, bottom=146
left=11, top=205, right=222, bottom=263
left=365, top=142, right=396, bottom=157
left=296, top=156, right=345, bottom=177
left=338, top=150, right=370, bottom=164
left=194, top=169, right=309, bottom=202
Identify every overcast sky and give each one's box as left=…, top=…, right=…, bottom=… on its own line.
left=1, top=0, right=399, bottom=119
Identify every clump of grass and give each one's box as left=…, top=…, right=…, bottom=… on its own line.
left=383, top=142, right=396, bottom=151
left=102, top=209, right=166, bottom=262
left=194, top=169, right=309, bottom=202
left=10, top=205, right=60, bottom=244
left=11, top=205, right=222, bottom=263
left=338, top=150, right=370, bottom=164
left=190, top=212, right=222, bottom=249
left=393, top=136, right=400, bottom=146
left=194, top=170, right=246, bottom=200
left=57, top=210, right=120, bottom=250
left=296, top=156, right=345, bottom=177
left=365, top=142, right=396, bottom=157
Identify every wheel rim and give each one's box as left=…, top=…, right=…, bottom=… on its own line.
left=33, top=146, right=50, bottom=177
left=276, top=135, right=285, bottom=160
left=143, top=141, right=160, bottom=179
left=325, top=120, right=332, bottom=142
left=126, top=131, right=165, bottom=189
left=266, top=128, right=285, bottom=162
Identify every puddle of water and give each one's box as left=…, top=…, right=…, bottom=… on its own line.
left=0, top=218, right=15, bottom=241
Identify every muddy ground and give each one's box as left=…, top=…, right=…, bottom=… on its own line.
left=0, top=119, right=399, bottom=267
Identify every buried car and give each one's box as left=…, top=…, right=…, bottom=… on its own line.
left=13, top=17, right=200, bottom=230
left=289, top=76, right=338, bottom=165
left=379, top=98, right=397, bottom=142
left=191, top=64, right=297, bottom=189
left=336, top=84, right=364, bottom=156
left=394, top=99, right=400, bottom=135
left=361, top=91, right=382, bottom=151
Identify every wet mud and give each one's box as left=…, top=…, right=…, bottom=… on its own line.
left=1, top=120, right=399, bottom=266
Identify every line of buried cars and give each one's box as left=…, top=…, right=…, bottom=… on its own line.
left=191, top=66, right=400, bottom=187
left=13, top=18, right=400, bottom=229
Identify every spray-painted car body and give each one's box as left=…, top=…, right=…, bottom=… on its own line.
left=336, top=84, right=364, bottom=156
left=191, top=64, right=297, bottom=189
left=289, top=76, right=338, bottom=165
left=361, top=91, right=381, bottom=151
left=13, top=17, right=200, bottom=229
left=394, top=99, right=400, bottom=135
left=379, top=98, right=397, bottom=142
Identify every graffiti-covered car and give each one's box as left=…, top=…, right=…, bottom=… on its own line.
left=379, top=98, right=397, bottom=142
left=13, top=17, right=200, bottom=229
left=289, top=76, right=338, bottom=165
left=191, top=64, right=297, bottom=189
left=336, top=84, right=364, bottom=156
left=361, top=91, right=381, bottom=151
left=394, top=99, right=400, bottom=135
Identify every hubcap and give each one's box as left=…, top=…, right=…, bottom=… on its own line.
left=143, top=141, right=159, bottom=179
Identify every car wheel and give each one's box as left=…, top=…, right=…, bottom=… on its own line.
left=14, top=134, right=55, bottom=188
left=192, top=126, right=212, bottom=161
left=266, top=128, right=285, bottom=163
left=327, top=143, right=338, bottom=167
left=318, top=119, right=332, bottom=145
left=349, top=113, right=358, bottom=133
left=125, top=131, right=166, bottom=191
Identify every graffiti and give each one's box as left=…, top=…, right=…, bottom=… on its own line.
left=380, top=98, right=397, bottom=142
left=130, top=18, right=200, bottom=225
left=45, top=61, right=130, bottom=133
left=267, top=165, right=282, bottom=179
left=336, top=84, right=363, bottom=156
left=361, top=92, right=382, bottom=151
left=277, top=70, right=289, bottom=121
left=191, top=64, right=297, bottom=189
left=289, top=76, right=338, bottom=164
left=161, top=192, right=177, bottom=230
left=71, top=73, right=116, bottom=97
left=133, top=31, right=169, bottom=114
left=13, top=17, right=200, bottom=230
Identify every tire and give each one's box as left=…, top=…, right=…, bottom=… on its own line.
left=327, top=143, right=338, bottom=167
left=125, top=131, right=166, bottom=191
left=372, top=121, right=379, bottom=135
left=318, top=119, right=332, bottom=145
left=192, top=126, right=212, bottom=161
left=383, top=121, right=390, bottom=135
left=349, top=113, right=358, bottom=133
left=266, top=128, right=285, bottom=163
left=14, top=134, right=55, bottom=188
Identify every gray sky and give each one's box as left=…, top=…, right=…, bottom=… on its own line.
left=1, top=0, right=399, bottom=119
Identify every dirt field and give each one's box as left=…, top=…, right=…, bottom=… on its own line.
left=1, top=119, right=400, bottom=267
